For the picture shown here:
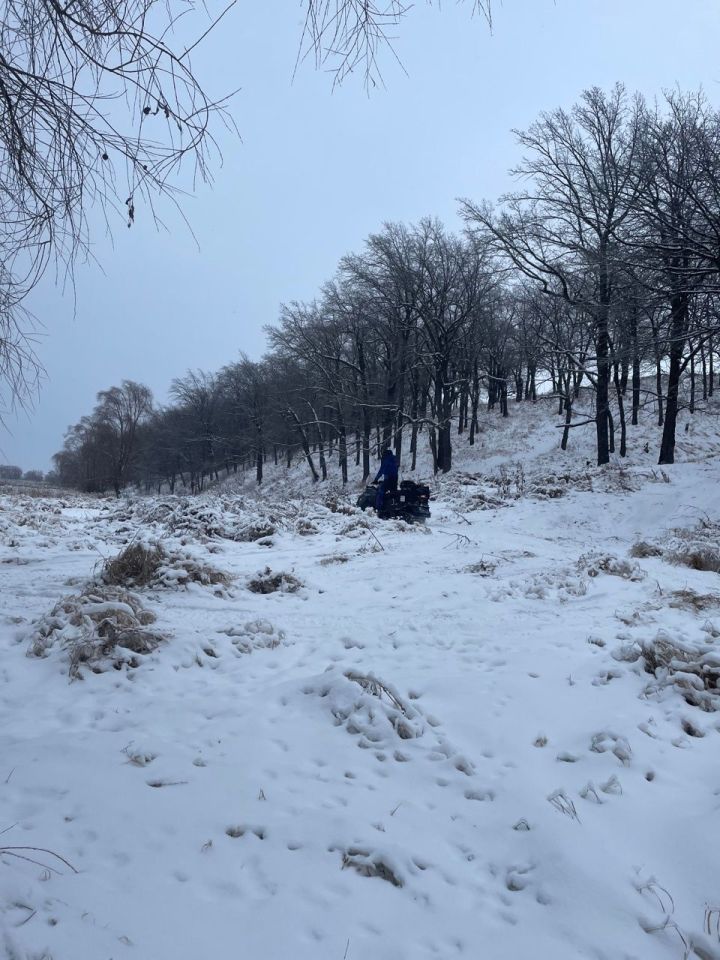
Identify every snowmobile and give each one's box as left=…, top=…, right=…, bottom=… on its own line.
left=356, top=480, right=431, bottom=523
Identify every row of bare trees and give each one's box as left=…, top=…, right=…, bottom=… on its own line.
left=463, top=85, right=720, bottom=466
left=52, top=86, right=720, bottom=494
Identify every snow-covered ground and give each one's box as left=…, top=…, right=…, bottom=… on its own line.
left=2, top=398, right=720, bottom=960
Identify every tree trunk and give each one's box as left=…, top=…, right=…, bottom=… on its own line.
left=561, top=375, right=573, bottom=451
left=631, top=312, right=641, bottom=426
left=289, top=408, right=318, bottom=482
left=689, top=349, right=696, bottom=414
left=337, top=413, right=348, bottom=485
left=709, top=336, right=714, bottom=397
left=595, top=299, right=611, bottom=466
left=613, top=362, right=627, bottom=457
left=659, top=295, right=687, bottom=465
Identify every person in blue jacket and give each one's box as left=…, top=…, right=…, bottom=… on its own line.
left=374, top=447, right=398, bottom=511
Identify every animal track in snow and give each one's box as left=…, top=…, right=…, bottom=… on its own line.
left=225, top=825, right=267, bottom=840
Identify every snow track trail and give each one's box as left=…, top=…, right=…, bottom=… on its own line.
left=1, top=430, right=720, bottom=958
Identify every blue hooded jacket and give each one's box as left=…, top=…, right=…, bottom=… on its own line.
left=374, top=449, right=398, bottom=483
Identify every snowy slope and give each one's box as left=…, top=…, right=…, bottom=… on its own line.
left=1, top=399, right=720, bottom=960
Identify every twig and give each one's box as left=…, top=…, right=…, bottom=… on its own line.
left=16, top=907, right=37, bottom=927
left=0, top=845, right=79, bottom=873
left=366, top=528, right=385, bottom=552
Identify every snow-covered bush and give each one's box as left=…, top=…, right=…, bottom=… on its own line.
left=578, top=552, right=645, bottom=581
left=247, top=567, right=302, bottom=594
left=664, top=519, right=720, bottom=573
left=217, top=618, right=286, bottom=654
left=101, top=542, right=232, bottom=591
left=641, top=630, right=720, bottom=711
left=27, top=587, right=166, bottom=678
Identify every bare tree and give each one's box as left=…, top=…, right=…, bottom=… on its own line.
left=0, top=0, right=235, bottom=411
left=299, top=0, right=491, bottom=88
left=462, top=85, right=645, bottom=465
left=94, top=380, right=153, bottom=495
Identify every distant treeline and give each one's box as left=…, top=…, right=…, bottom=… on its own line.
left=0, top=466, right=48, bottom=484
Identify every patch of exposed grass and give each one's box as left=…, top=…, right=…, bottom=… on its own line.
left=629, top=541, right=663, bottom=559
left=247, top=567, right=302, bottom=594
left=101, top=542, right=164, bottom=587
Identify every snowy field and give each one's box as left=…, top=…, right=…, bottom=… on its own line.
left=2, top=398, right=720, bottom=960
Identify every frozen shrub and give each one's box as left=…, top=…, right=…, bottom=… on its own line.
left=340, top=848, right=403, bottom=887
left=629, top=541, right=663, bottom=559
left=295, top=519, right=319, bottom=536
left=156, top=552, right=232, bottom=589
left=319, top=553, right=350, bottom=566
left=579, top=552, right=645, bottom=581
left=101, top=542, right=231, bottom=590
left=236, top=522, right=276, bottom=542
left=667, top=589, right=720, bottom=612
left=323, top=495, right=356, bottom=516
left=247, top=567, right=302, bottom=594
left=641, top=630, right=720, bottom=712
left=664, top=519, right=720, bottom=573
left=338, top=517, right=372, bottom=538
left=218, top=618, right=285, bottom=654
left=27, top=586, right=166, bottom=679
left=465, top=558, right=498, bottom=577
left=101, top=542, right=164, bottom=587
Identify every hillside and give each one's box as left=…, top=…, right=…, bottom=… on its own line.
left=1, top=398, right=719, bottom=960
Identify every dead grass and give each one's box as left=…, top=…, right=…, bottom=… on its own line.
left=667, top=543, right=720, bottom=574
left=101, top=543, right=164, bottom=587
left=345, top=670, right=421, bottom=740
left=664, top=519, right=720, bottom=574
left=465, top=558, right=498, bottom=577
left=642, top=632, right=720, bottom=712
left=579, top=552, right=645, bottom=581
left=668, top=589, right=720, bottom=612
left=247, top=567, right=302, bottom=594
left=27, top=586, right=166, bottom=679
left=101, top=542, right=231, bottom=590
left=341, top=848, right=403, bottom=887
left=323, top=496, right=356, bottom=516
left=630, top=541, right=663, bottom=559
left=236, top=522, right=276, bottom=542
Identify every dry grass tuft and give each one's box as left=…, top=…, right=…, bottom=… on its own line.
left=101, top=542, right=231, bottom=590
left=247, top=567, right=302, bottom=594
left=236, top=522, right=276, bottom=542
left=319, top=554, right=350, bottom=566
left=101, top=542, right=164, bottom=587
left=465, top=558, right=498, bottom=577
left=642, top=632, right=720, bottom=712
left=323, top=496, right=356, bottom=516
left=341, top=848, right=403, bottom=887
left=28, top=586, right=166, bottom=679
left=668, top=589, right=720, bottom=612
left=664, top=520, right=720, bottom=574
left=579, top=552, right=645, bottom=581
left=630, top=541, right=663, bottom=559
left=345, top=670, right=421, bottom=740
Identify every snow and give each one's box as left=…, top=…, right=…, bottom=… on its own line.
left=1, top=397, right=720, bottom=959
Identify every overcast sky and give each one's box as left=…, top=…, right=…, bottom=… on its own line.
left=3, top=0, right=719, bottom=471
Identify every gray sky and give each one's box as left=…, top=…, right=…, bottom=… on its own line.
left=3, top=0, right=720, bottom=471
